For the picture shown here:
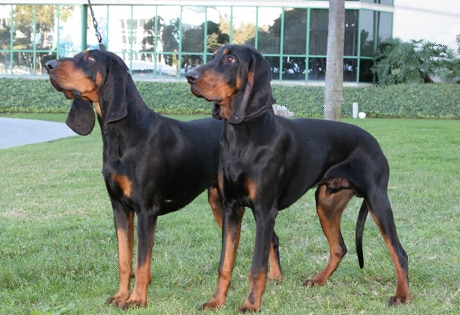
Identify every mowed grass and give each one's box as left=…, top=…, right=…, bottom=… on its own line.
left=0, top=114, right=458, bottom=314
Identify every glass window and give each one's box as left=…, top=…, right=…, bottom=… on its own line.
left=131, top=6, right=157, bottom=54
left=181, top=53, right=204, bottom=77
left=158, top=6, right=180, bottom=60
left=58, top=5, right=82, bottom=57
left=256, top=7, right=281, bottom=54
left=264, top=55, right=281, bottom=80
left=282, top=56, right=306, bottom=80
left=283, top=8, right=307, bottom=55
left=0, top=5, right=12, bottom=48
left=343, top=58, right=357, bottom=82
left=0, top=3, right=394, bottom=82
left=232, top=7, right=256, bottom=45
left=205, top=7, right=230, bottom=52
left=87, top=5, right=108, bottom=49
left=12, top=4, right=79, bottom=74
left=308, top=57, right=326, bottom=80
left=0, top=53, right=11, bottom=75
left=182, top=6, right=205, bottom=53
left=139, top=6, right=180, bottom=77
left=359, top=58, right=374, bottom=82
left=378, top=12, right=392, bottom=44
left=114, top=6, right=135, bottom=52
left=344, top=10, right=359, bottom=56
left=360, top=10, right=375, bottom=57
left=148, top=6, right=180, bottom=77
left=206, top=6, right=230, bottom=51
left=12, top=51, right=32, bottom=75
left=309, top=9, right=328, bottom=55
left=13, top=5, right=34, bottom=50
left=0, top=5, right=12, bottom=74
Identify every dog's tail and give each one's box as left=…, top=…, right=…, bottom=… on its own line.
left=355, top=201, right=369, bottom=269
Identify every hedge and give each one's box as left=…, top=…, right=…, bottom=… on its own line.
left=0, top=78, right=458, bottom=118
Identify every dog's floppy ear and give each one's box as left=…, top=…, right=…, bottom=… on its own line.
left=228, top=47, right=273, bottom=124
left=66, top=98, right=95, bottom=135
left=100, top=53, right=129, bottom=127
left=228, top=76, right=253, bottom=124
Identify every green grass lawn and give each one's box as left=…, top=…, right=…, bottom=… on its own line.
left=0, top=114, right=459, bottom=314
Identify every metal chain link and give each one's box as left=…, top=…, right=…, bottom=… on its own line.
left=87, top=0, right=105, bottom=50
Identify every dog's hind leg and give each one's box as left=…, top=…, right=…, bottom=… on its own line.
left=365, top=191, right=411, bottom=305
left=304, top=183, right=354, bottom=287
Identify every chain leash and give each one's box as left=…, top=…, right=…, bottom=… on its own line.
left=87, top=0, right=105, bottom=50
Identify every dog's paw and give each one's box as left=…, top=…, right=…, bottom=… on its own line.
left=198, top=301, right=221, bottom=311
left=388, top=294, right=411, bottom=306
left=106, top=292, right=129, bottom=308
left=303, top=277, right=326, bottom=287
left=238, top=302, right=260, bottom=313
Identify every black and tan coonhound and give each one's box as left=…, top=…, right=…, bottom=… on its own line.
left=44, top=49, right=231, bottom=309
left=187, top=44, right=411, bottom=312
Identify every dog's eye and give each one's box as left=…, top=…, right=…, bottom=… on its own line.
left=226, top=56, right=235, bottom=63
left=87, top=55, right=96, bottom=62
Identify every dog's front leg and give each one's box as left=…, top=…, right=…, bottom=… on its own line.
left=208, top=186, right=282, bottom=282
left=200, top=204, right=245, bottom=311
left=239, top=206, right=277, bottom=312
left=125, top=210, right=158, bottom=308
left=107, top=207, right=135, bottom=308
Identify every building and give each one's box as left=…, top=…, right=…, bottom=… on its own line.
left=393, top=0, right=460, bottom=50
left=0, top=0, right=458, bottom=83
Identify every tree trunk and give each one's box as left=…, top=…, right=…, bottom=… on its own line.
left=324, top=0, right=345, bottom=121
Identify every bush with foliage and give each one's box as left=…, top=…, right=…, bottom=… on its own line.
left=0, top=78, right=458, bottom=119
left=373, top=37, right=460, bottom=84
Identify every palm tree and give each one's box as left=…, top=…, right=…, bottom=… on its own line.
left=324, top=0, right=345, bottom=120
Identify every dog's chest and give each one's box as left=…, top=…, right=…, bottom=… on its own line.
left=219, top=124, right=290, bottom=203
left=219, top=143, right=272, bottom=203
left=102, top=161, right=133, bottom=199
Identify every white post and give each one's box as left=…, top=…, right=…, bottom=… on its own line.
left=352, top=102, right=359, bottom=118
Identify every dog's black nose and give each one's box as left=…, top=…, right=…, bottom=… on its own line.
left=45, top=60, right=59, bottom=72
left=186, top=70, right=201, bottom=84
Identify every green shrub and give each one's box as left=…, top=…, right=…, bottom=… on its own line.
left=343, top=84, right=460, bottom=118
left=373, top=38, right=460, bottom=84
left=0, top=78, right=458, bottom=118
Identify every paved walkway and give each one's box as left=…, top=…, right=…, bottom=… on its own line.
left=0, top=117, right=77, bottom=149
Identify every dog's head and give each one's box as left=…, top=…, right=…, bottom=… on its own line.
left=187, top=45, right=275, bottom=124
left=45, top=49, right=129, bottom=135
